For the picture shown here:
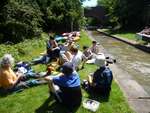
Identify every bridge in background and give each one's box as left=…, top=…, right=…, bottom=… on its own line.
left=84, top=6, right=107, bottom=25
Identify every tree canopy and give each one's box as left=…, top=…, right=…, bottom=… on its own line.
left=98, top=0, right=150, bottom=29
left=0, top=0, right=84, bottom=43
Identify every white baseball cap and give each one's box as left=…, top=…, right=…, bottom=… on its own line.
left=94, top=54, right=106, bottom=67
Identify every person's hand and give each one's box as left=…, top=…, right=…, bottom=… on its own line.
left=44, top=76, right=53, bottom=81
left=16, top=72, right=25, bottom=80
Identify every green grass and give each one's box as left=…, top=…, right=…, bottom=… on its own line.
left=0, top=31, right=134, bottom=113
left=98, top=29, right=137, bottom=41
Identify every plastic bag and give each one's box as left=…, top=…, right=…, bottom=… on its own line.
left=83, top=99, right=100, bottom=112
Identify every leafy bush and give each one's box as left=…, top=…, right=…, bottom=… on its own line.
left=0, top=0, right=43, bottom=43
left=98, top=0, right=148, bottom=29
left=0, top=0, right=84, bottom=43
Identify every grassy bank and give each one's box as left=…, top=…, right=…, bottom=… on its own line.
left=98, top=29, right=137, bottom=41
left=0, top=31, right=134, bottom=113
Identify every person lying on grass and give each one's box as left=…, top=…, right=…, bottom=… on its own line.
left=0, top=54, right=46, bottom=94
left=45, top=62, right=82, bottom=112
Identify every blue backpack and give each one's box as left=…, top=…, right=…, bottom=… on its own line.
left=93, top=66, right=113, bottom=87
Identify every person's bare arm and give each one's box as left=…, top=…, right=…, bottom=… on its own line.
left=7, top=74, right=22, bottom=86
left=51, top=41, right=59, bottom=51
left=88, top=74, right=93, bottom=85
left=44, top=73, right=63, bottom=81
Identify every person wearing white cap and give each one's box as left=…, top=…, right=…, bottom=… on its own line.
left=83, top=55, right=113, bottom=96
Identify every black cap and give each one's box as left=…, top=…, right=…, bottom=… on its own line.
left=61, top=62, right=74, bottom=75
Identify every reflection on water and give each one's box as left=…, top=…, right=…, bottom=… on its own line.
left=91, top=31, right=150, bottom=95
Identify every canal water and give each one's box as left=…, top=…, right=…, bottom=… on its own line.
left=89, top=31, right=150, bottom=95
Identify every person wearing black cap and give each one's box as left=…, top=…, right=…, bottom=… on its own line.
left=45, top=62, right=82, bottom=111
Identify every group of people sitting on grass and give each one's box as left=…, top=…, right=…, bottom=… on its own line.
left=0, top=31, right=113, bottom=112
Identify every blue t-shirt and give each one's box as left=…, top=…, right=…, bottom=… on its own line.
left=53, top=71, right=80, bottom=88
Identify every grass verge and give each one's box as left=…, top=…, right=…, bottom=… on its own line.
left=0, top=31, right=134, bottom=113
left=98, top=29, right=137, bottom=41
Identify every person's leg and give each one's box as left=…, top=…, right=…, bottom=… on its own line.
left=88, top=74, right=93, bottom=85
left=23, top=79, right=47, bottom=87
left=81, top=58, right=87, bottom=69
left=8, top=82, right=29, bottom=93
left=0, top=87, right=9, bottom=94
left=52, top=48, right=60, bottom=59
left=32, top=55, right=47, bottom=64
left=25, top=70, right=47, bottom=78
left=47, top=80, right=62, bottom=102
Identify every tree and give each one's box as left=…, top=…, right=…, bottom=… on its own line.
left=0, top=0, right=84, bottom=43
left=98, top=0, right=148, bottom=29
left=0, top=0, right=43, bottom=43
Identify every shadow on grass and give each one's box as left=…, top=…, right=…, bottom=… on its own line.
left=35, top=95, right=80, bottom=113
left=88, top=93, right=110, bottom=103
left=0, top=89, right=23, bottom=98
left=86, top=89, right=111, bottom=103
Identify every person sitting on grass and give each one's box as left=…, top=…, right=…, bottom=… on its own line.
left=64, top=39, right=75, bottom=52
left=90, top=41, right=100, bottom=54
left=59, top=51, right=73, bottom=65
left=82, top=56, right=113, bottom=97
left=81, top=45, right=93, bottom=68
left=70, top=45, right=83, bottom=71
left=58, top=42, right=73, bottom=65
left=32, top=36, right=60, bottom=65
left=82, top=46, right=93, bottom=60
left=46, top=36, right=60, bottom=60
left=0, top=54, right=46, bottom=94
left=45, top=62, right=82, bottom=112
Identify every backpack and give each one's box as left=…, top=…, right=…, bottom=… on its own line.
left=93, top=66, right=113, bottom=88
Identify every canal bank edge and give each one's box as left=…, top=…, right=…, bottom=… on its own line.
left=87, top=30, right=150, bottom=113
left=97, top=29, right=150, bottom=53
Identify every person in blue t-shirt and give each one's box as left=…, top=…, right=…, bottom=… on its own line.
left=45, top=62, right=82, bottom=111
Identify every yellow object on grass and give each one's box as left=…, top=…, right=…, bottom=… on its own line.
left=73, top=36, right=80, bottom=41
